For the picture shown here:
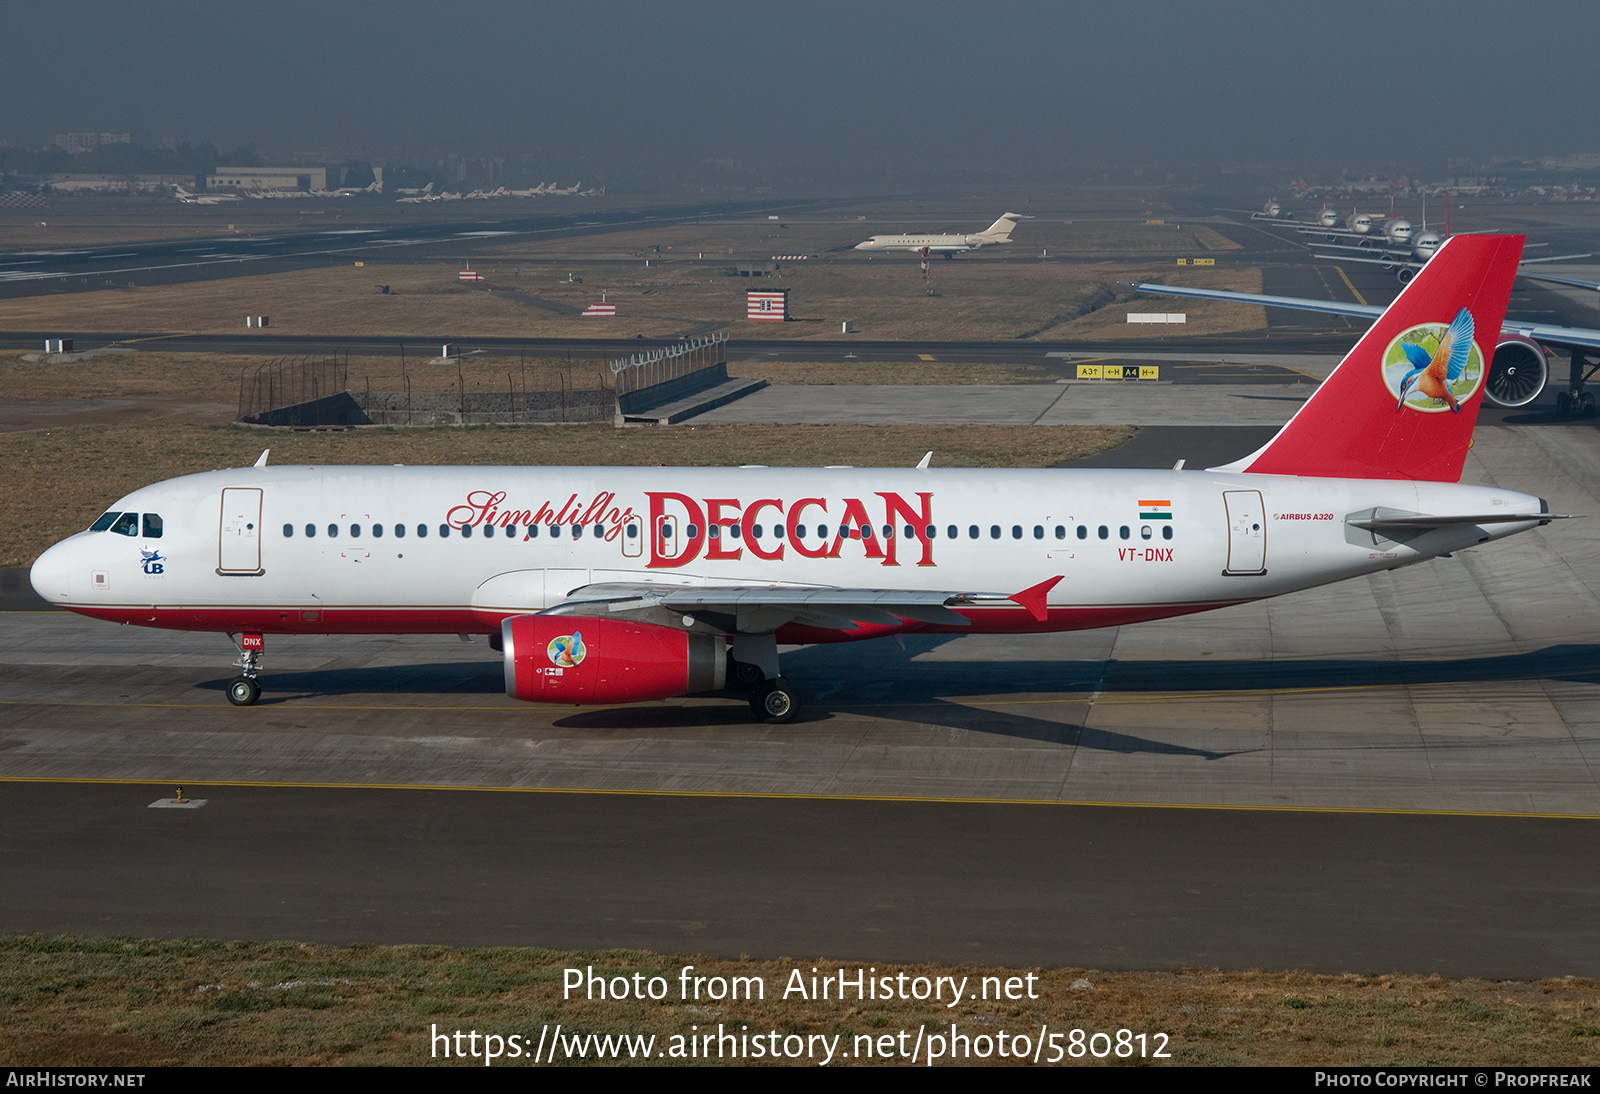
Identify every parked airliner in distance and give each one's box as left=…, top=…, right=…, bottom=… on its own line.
left=31, top=236, right=1555, bottom=722
left=853, top=214, right=1021, bottom=256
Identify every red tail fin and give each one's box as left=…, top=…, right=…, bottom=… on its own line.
left=1216, top=234, right=1524, bottom=482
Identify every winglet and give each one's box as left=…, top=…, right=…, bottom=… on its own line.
left=916, top=451, right=933, bottom=470
left=253, top=449, right=269, bottom=468
left=1010, top=576, right=1062, bottom=622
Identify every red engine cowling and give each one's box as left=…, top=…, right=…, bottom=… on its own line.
left=502, top=615, right=726, bottom=704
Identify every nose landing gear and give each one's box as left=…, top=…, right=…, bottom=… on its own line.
left=226, top=632, right=265, bottom=706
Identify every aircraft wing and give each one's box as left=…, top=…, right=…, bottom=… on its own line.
left=542, top=578, right=1062, bottom=631
left=1127, top=281, right=1600, bottom=353
left=1126, top=281, right=1383, bottom=320
left=1312, top=251, right=1422, bottom=271
left=1518, top=272, right=1600, bottom=292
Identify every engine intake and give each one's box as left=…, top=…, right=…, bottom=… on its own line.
left=1485, top=336, right=1548, bottom=408
left=502, top=615, right=726, bottom=705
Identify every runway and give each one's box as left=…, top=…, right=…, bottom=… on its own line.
left=0, top=198, right=826, bottom=300
left=5, top=416, right=1600, bottom=974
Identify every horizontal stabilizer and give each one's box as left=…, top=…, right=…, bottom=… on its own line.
left=1347, top=512, right=1563, bottom=530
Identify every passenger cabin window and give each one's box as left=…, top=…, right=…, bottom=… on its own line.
left=283, top=524, right=294, bottom=538
left=373, top=524, right=384, bottom=538
left=1077, top=525, right=1088, bottom=540
left=328, top=524, right=338, bottom=538
left=305, top=524, right=316, bottom=538
left=417, top=524, right=428, bottom=538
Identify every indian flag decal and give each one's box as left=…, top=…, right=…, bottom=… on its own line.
left=1138, top=499, right=1171, bottom=520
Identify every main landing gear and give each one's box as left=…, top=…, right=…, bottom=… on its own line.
left=728, top=636, right=800, bottom=724
left=1557, top=350, right=1600, bottom=418
left=226, top=632, right=265, bottom=706
left=749, top=678, right=799, bottom=723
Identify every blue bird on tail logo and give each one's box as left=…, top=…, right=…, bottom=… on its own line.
left=1380, top=308, right=1484, bottom=413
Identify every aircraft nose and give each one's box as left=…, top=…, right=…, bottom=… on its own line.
left=29, top=540, right=72, bottom=605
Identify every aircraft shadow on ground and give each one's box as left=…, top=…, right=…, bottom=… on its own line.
left=195, top=641, right=1600, bottom=756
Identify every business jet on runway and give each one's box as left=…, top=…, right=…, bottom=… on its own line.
left=31, top=236, right=1554, bottom=722
left=853, top=214, right=1022, bottom=256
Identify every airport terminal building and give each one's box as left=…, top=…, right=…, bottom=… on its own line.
left=207, top=166, right=329, bottom=192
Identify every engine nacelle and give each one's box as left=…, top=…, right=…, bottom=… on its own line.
left=1484, top=336, right=1549, bottom=408
left=502, top=615, right=726, bottom=705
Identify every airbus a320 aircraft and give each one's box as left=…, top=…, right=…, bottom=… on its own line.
left=853, top=214, right=1021, bottom=256
left=31, top=236, right=1554, bottom=723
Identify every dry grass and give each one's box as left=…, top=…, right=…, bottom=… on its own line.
left=3, top=936, right=1597, bottom=1067
left=0, top=217, right=1265, bottom=344
left=488, top=212, right=1241, bottom=264
left=0, top=256, right=1252, bottom=344
left=0, top=421, right=1131, bottom=568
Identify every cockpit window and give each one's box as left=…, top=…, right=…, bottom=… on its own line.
left=142, top=513, right=163, bottom=539
left=90, top=512, right=121, bottom=532
left=109, top=513, right=139, bottom=537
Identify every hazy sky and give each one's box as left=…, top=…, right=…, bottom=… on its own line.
left=7, top=0, right=1599, bottom=176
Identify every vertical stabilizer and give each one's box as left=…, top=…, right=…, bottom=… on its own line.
left=979, top=214, right=1020, bottom=240
left=1212, top=234, right=1524, bottom=482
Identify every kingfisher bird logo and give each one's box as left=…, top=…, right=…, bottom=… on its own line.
left=139, top=548, right=165, bottom=575
left=547, top=632, right=586, bottom=668
left=1381, top=308, right=1483, bottom=413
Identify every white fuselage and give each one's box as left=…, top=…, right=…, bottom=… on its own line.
left=30, top=465, right=1543, bottom=640
left=854, top=234, right=988, bottom=254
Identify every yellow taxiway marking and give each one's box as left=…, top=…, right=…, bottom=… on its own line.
left=2, top=773, right=1596, bottom=821
left=1335, top=266, right=1369, bottom=306
left=917, top=353, right=935, bottom=361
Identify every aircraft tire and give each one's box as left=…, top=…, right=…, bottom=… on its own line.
left=227, top=677, right=261, bottom=707
left=750, top=679, right=799, bottom=724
